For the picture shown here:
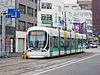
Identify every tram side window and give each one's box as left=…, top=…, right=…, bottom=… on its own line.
left=61, top=37, right=64, bottom=47
left=83, top=39, right=86, bottom=46
left=78, top=39, right=82, bottom=45
left=72, top=38, right=75, bottom=46
left=53, top=36, right=58, bottom=48
left=67, top=38, right=70, bottom=47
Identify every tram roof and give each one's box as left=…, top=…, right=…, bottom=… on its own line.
left=27, top=26, right=86, bottom=39
left=27, top=26, right=66, bottom=34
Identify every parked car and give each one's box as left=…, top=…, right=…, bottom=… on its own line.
left=86, top=43, right=98, bottom=48
left=91, top=43, right=98, bottom=48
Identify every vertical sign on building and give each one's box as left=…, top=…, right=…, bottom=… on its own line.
left=37, top=0, right=41, bottom=11
left=74, top=23, right=80, bottom=33
left=79, top=22, right=86, bottom=34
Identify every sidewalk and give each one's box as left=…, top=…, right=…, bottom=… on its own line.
left=0, top=52, right=22, bottom=58
left=9, top=52, right=22, bottom=57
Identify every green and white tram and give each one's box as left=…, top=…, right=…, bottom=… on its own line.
left=26, top=26, right=86, bottom=58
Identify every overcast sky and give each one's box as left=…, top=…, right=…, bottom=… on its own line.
left=63, top=0, right=77, bottom=4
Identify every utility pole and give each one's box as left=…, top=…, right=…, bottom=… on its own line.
left=64, top=12, right=67, bottom=30
left=58, top=27, right=60, bottom=56
left=1, top=11, right=7, bottom=57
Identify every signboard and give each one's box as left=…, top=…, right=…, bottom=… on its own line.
left=75, top=24, right=79, bottom=33
left=93, top=32, right=99, bottom=36
left=60, top=20, right=64, bottom=25
left=37, top=0, right=41, bottom=11
left=79, top=22, right=86, bottom=34
left=8, top=8, right=20, bottom=18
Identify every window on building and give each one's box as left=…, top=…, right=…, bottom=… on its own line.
left=18, top=21, right=26, bottom=31
left=27, top=22, right=34, bottom=29
left=41, top=14, right=52, bottom=20
left=27, top=7, right=33, bottom=16
left=58, top=17, right=61, bottom=22
left=29, top=0, right=33, bottom=2
left=19, top=4, right=26, bottom=14
left=58, top=6, right=61, bottom=12
left=87, top=26, right=92, bottom=30
left=42, top=3, right=52, bottom=9
left=86, top=19, right=92, bottom=24
left=35, top=9, right=37, bottom=17
left=72, top=6, right=77, bottom=9
left=79, top=4, right=88, bottom=9
left=88, top=32, right=92, bottom=37
left=35, top=0, right=37, bottom=3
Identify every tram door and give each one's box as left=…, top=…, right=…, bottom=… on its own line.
left=18, top=38, right=25, bottom=52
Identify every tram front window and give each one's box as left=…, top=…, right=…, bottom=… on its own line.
left=28, top=30, right=47, bottom=50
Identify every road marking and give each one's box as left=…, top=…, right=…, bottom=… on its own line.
left=33, top=53, right=100, bottom=75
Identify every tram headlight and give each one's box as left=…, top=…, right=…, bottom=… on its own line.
left=28, top=48, right=31, bottom=52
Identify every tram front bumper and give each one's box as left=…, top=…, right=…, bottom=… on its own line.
left=27, top=52, right=49, bottom=58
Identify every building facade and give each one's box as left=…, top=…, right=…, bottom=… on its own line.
left=73, top=10, right=93, bottom=42
left=78, top=0, right=92, bottom=10
left=0, top=0, right=15, bottom=56
left=64, top=4, right=81, bottom=31
left=64, top=4, right=93, bottom=42
left=37, top=0, right=64, bottom=28
left=15, top=0, right=37, bottom=52
left=92, top=0, right=100, bottom=43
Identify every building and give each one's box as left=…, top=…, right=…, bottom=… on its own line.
left=0, top=0, right=37, bottom=53
left=73, top=10, right=93, bottom=42
left=15, top=0, right=37, bottom=52
left=64, top=4, right=93, bottom=42
left=78, top=0, right=92, bottom=10
left=64, top=4, right=81, bottom=31
left=92, top=0, right=100, bottom=43
left=37, top=0, right=64, bottom=28
left=92, top=0, right=100, bottom=33
left=0, top=0, right=15, bottom=56
left=63, top=0, right=77, bottom=4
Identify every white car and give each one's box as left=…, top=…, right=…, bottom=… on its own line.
left=90, top=43, right=98, bottom=48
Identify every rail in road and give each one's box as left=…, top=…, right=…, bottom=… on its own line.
left=0, top=48, right=100, bottom=75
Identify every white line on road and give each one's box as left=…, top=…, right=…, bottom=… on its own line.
left=33, top=53, right=100, bottom=75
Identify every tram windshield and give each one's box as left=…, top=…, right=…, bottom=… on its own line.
left=28, top=30, right=47, bottom=50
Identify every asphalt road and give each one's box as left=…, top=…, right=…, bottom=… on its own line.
left=0, top=48, right=100, bottom=75
left=35, top=50, right=100, bottom=75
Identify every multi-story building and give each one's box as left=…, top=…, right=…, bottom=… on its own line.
left=15, top=0, right=37, bottom=52
left=64, top=4, right=93, bottom=42
left=73, top=10, right=93, bottom=42
left=64, top=4, right=81, bottom=31
left=37, top=0, right=64, bottom=28
left=0, top=0, right=15, bottom=55
left=78, top=0, right=92, bottom=10
left=92, top=0, right=100, bottom=43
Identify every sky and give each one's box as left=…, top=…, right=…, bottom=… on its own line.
left=63, top=0, right=77, bottom=4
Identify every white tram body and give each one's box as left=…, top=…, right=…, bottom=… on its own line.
left=26, top=26, right=86, bottom=58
